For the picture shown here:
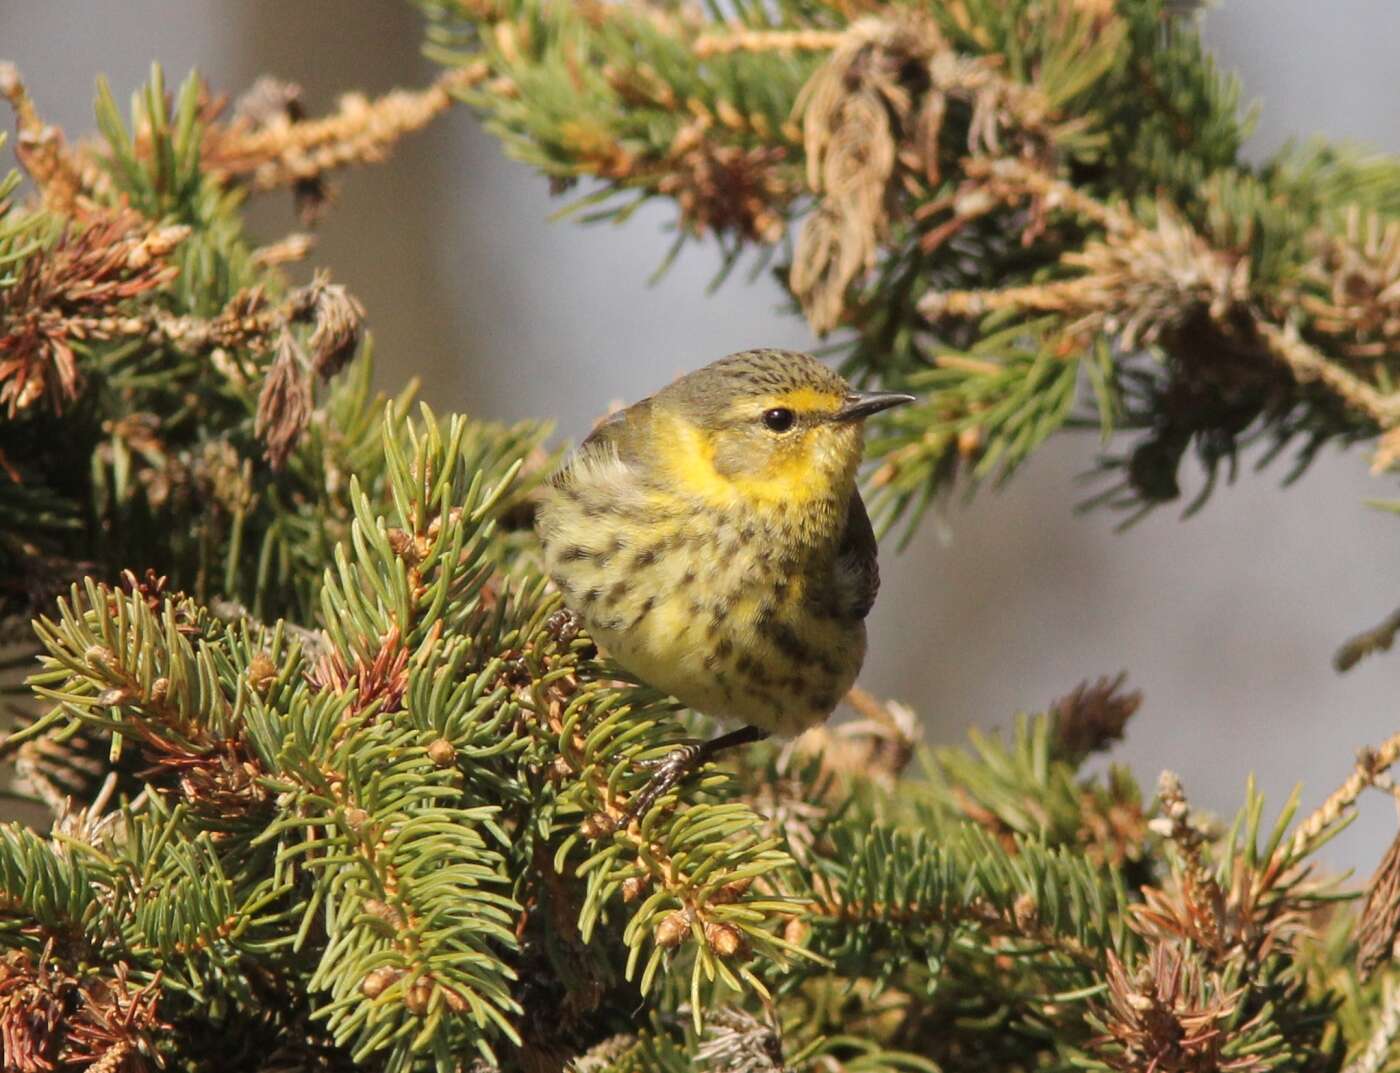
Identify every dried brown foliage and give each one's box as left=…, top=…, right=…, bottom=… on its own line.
left=1298, top=207, right=1400, bottom=362
left=919, top=191, right=1250, bottom=352
left=792, top=13, right=1067, bottom=332
left=790, top=685, right=918, bottom=787
left=791, top=15, right=931, bottom=332
left=1135, top=771, right=1325, bottom=978
left=917, top=155, right=1400, bottom=468
left=1076, top=785, right=1149, bottom=869
left=308, top=624, right=411, bottom=719
left=1357, top=826, right=1400, bottom=979
left=0, top=951, right=167, bottom=1073
left=287, top=272, right=365, bottom=379
left=0, top=209, right=188, bottom=416
left=150, top=286, right=280, bottom=358
left=0, top=948, right=66, bottom=1073
left=0, top=62, right=87, bottom=214
left=1092, top=945, right=1266, bottom=1073
left=659, top=124, right=794, bottom=244
left=59, top=966, right=167, bottom=1073
left=250, top=272, right=364, bottom=469
left=203, top=67, right=483, bottom=218
left=1050, top=672, right=1142, bottom=762
left=254, top=331, right=313, bottom=470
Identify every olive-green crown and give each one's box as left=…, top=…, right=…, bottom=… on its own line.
left=655, top=349, right=849, bottom=421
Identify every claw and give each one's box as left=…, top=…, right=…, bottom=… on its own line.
left=623, top=726, right=770, bottom=821
left=545, top=607, right=585, bottom=646
left=626, top=742, right=704, bottom=819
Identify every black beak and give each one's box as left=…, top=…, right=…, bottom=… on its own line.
left=835, top=390, right=917, bottom=422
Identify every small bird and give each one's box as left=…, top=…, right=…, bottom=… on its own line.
left=537, top=349, right=913, bottom=816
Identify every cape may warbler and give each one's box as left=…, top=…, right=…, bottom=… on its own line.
left=537, top=349, right=912, bottom=815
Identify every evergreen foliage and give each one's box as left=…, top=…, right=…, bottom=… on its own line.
left=421, top=0, right=1400, bottom=532
left=2, top=4, right=1400, bottom=1072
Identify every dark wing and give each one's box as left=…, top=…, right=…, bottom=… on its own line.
left=836, top=490, right=881, bottom=620
left=579, top=407, right=630, bottom=453
left=551, top=398, right=652, bottom=489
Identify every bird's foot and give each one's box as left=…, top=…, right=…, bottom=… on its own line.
left=625, top=726, right=771, bottom=821
left=627, top=742, right=705, bottom=820
left=545, top=607, right=586, bottom=646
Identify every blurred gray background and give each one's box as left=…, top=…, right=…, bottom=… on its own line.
left=4, top=2, right=1399, bottom=873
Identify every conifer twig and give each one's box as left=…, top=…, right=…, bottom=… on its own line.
left=693, top=27, right=845, bottom=57
left=203, top=65, right=487, bottom=193
left=1343, top=978, right=1400, bottom=1073
left=1335, top=605, right=1400, bottom=672
left=1254, top=320, right=1400, bottom=431
left=1289, top=732, right=1400, bottom=859
left=0, top=62, right=86, bottom=213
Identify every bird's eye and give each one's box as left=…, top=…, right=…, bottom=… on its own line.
left=762, top=407, right=795, bottom=433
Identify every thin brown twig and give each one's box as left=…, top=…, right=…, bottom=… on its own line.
left=0, top=62, right=87, bottom=213
left=1254, top=319, right=1400, bottom=430
left=960, top=156, right=1119, bottom=230
left=204, top=66, right=487, bottom=192
left=1289, top=731, right=1400, bottom=859
left=693, top=27, right=845, bottom=57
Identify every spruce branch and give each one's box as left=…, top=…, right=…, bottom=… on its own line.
left=1090, top=944, right=1267, bottom=1073
left=204, top=66, right=485, bottom=222
left=8, top=12, right=1400, bottom=1070
left=0, top=63, right=397, bottom=629
left=426, top=0, right=1400, bottom=524
left=0, top=206, right=189, bottom=416
left=1335, top=605, right=1400, bottom=673
left=1343, top=977, right=1400, bottom=1073
left=1290, top=731, right=1400, bottom=860
left=0, top=63, right=87, bottom=215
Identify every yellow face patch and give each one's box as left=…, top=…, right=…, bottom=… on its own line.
left=653, top=407, right=852, bottom=511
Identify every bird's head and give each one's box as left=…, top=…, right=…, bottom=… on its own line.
left=650, top=349, right=914, bottom=512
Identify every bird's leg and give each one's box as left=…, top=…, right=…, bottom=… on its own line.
left=627, top=725, right=771, bottom=819
left=544, top=607, right=585, bottom=647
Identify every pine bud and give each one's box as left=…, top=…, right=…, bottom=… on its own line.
left=360, top=967, right=400, bottom=998
left=149, top=677, right=169, bottom=705
left=655, top=911, right=690, bottom=948
left=404, top=978, right=433, bottom=1014
left=622, top=876, right=648, bottom=903
left=387, top=527, right=419, bottom=564
left=580, top=812, right=617, bottom=840
left=426, top=739, right=456, bottom=767
left=343, top=807, right=370, bottom=832
left=85, top=644, right=115, bottom=668
left=363, top=898, right=405, bottom=929
left=246, top=653, right=277, bottom=692
left=957, top=425, right=983, bottom=458
left=441, top=986, right=469, bottom=1013
left=1013, top=892, right=1039, bottom=931
left=783, top=917, right=809, bottom=947
left=704, top=921, right=744, bottom=957
left=712, top=876, right=753, bottom=904
left=715, top=99, right=745, bottom=130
